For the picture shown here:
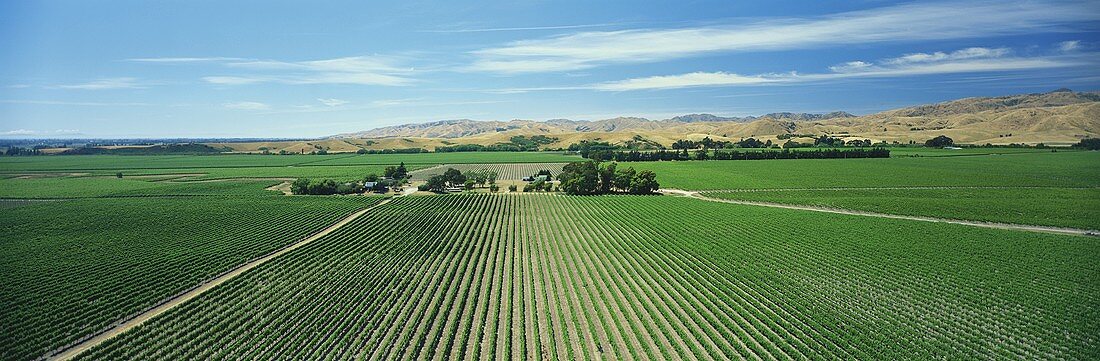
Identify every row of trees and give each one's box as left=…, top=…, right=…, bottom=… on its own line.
left=557, top=161, right=659, bottom=195
left=420, top=168, right=500, bottom=192
left=1073, top=138, right=1100, bottom=150
left=383, top=163, right=409, bottom=179
left=290, top=179, right=362, bottom=195
left=584, top=148, right=891, bottom=162
left=291, top=163, right=408, bottom=195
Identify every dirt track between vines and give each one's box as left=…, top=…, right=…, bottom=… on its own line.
left=662, top=189, right=1099, bottom=237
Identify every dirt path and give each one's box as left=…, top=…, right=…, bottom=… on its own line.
left=265, top=181, right=293, bottom=195
left=44, top=197, right=398, bottom=361
left=662, top=189, right=1099, bottom=237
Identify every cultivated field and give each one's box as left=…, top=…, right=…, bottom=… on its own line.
left=73, top=194, right=1098, bottom=360
left=704, top=187, right=1100, bottom=230
left=1, top=150, right=1097, bottom=360
left=0, top=196, right=382, bottom=360
left=410, top=163, right=567, bottom=180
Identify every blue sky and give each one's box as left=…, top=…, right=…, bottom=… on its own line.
left=1, top=0, right=1098, bottom=138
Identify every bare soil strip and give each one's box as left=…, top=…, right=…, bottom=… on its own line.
left=44, top=197, right=396, bottom=361
left=662, top=189, right=1099, bottom=237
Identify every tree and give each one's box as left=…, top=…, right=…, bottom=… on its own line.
left=425, top=175, right=447, bottom=192
left=628, top=170, right=660, bottom=194
left=598, top=162, right=616, bottom=193
left=1073, top=137, right=1100, bottom=150
left=335, top=182, right=362, bottom=194
left=307, top=179, right=337, bottom=195
left=291, top=178, right=311, bottom=195
left=116, top=172, right=123, bottom=179
left=394, top=162, right=408, bottom=179
left=508, top=184, right=518, bottom=192
left=383, top=166, right=398, bottom=178
left=925, top=135, right=954, bottom=147
left=464, top=179, right=476, bottom=191
left=363, top=173, right=379, bottom=182
left=489, top=184, right=500, bottom=193
left=613, top=167, right=635, bottom=192
left=442, top=168, right=466, bottom=187
left=487, top=171, right=498, bottom=185
left=558, top=161, right=600, bottom=195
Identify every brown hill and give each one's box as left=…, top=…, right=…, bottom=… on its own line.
left=214, top=90, right=1099, bottom=153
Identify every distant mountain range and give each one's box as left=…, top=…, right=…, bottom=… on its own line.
left=322, top=90, right=1097, bottom=149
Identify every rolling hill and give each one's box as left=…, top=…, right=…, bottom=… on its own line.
left=199, top=90, right=1098, bottom=153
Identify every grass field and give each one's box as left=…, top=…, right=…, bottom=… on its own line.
left=634, top=151, right=1100, bottom=190
left=0, top=196, right=383, bottom=360
left=703, top=188, right=1100, bottom=230
left=73, top=194, right=1099, bottom=360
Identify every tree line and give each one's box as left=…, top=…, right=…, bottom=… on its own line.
left=420, top=168, right=500, bottom=192
left=291, top=163, right=409, bottom=195
left=583, top=148, right=890, bottom=162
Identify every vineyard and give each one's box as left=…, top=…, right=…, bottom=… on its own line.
left=0, top=196, right=383, bottom=360
left=634, top=151, right=1100, bottom=190
left=410, top=162, right=567, bottom=180
left=74, top=194, right=1099, bottom=360
left=703, top=187, right=1100, bottom=230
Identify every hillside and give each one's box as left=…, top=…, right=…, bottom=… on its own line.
left=209, top=90, right=1099, bottom=153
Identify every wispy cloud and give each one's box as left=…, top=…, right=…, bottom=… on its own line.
left=469, top=0, right=1098, bottom=73
left=55, top=77, right=144, bottom=90
left=0, top=99, right=151, bottom=106
left=223, top=101, right=270, bottom=110
left=0, top=129, right=82, bottom=136
left=317, top=98, right=349, bottom=107
left=421, top=22, right=624, bottom=33
left=883, top=47, right=1011, bottom=65
left=592, top=48, right=1092, bottom=91
left=191, top=56, right=415, bottom=86
left=127, top=57, right=249, bottom=63
left=1058, top=40, right=1081, bottom=52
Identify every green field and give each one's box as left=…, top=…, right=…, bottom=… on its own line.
left=704, top=188, right=1100, bottom=230
left=2, top=150, right=1097, bottom=360
left=74, top=195, right=1099, bottom=360
left=0, top=152, right=581, bottom=173
left=0, top=196, right=383, bottom=360
left=633, top=151, right=1100, bottom=190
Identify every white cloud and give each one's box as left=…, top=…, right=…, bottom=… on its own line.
left=317, top=98, right=349, bottom=107
left=591, top=48, right=1090, bottom=91
left=194, top=56, right=414, bottom=86
left=884, top=47, right=1010, bottom=65
left=0, top=129, right=81, bottom=136
left=56, top=77, right=143, bottom=90
left=203, top=76, right=267, bottom=85
left=1059, top=40, right=1081, bottom=52
left=421, top=22, right=625, bottom=33
left=469, top=1, right=1098, bottom=73
left=594, top=72, right=784, bottom=91
left=0, top=99, right=150, bottom=106
left=127, top=57, right=248, bottom=63
left=829, top=61, right=873, bottom=73
left=223, top=101, right=270, bottom=110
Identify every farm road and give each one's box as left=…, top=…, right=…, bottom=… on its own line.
left=662, top=189, right=1099, bottom=237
